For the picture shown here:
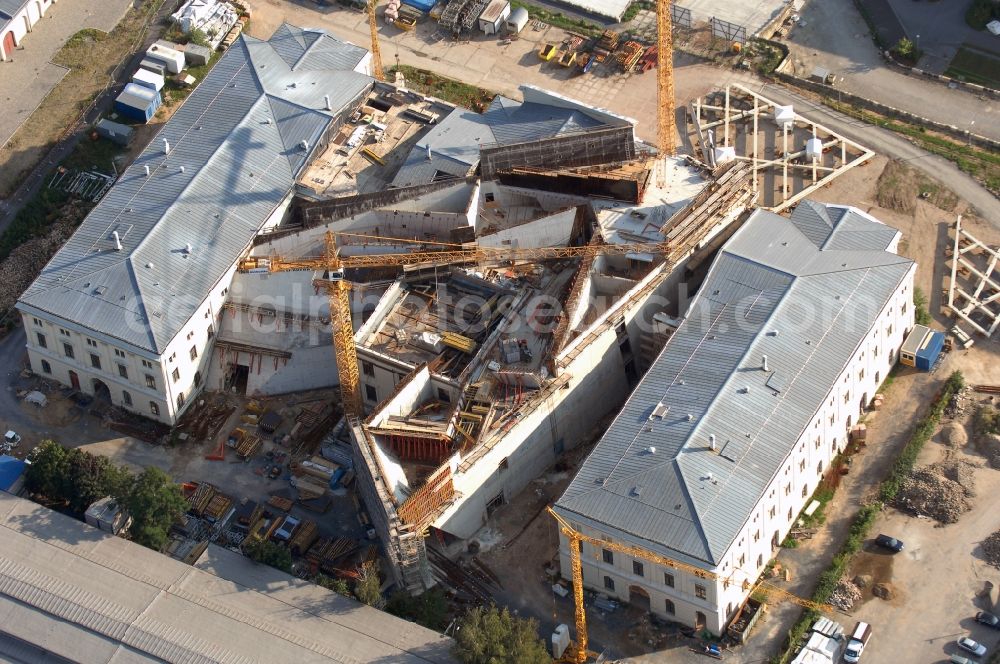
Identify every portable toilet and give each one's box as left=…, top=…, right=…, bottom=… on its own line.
left=551, top=624, right=570, bottom=658
left=506, top=6, right=528, bottom=34
left=115, top=83, right=161, bottom=123
left=95, top=118, right=134, bottom=146
left=132, top=67, right=165, bottom=92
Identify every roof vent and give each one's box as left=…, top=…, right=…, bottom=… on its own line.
left=112, top=231, right=122, bottom=251
left=300, top=140, right=310, bottom=151
left=762, top=354, right=769, bottom=372
left=686, top=413, right=694, bottom=422
left=647, top=446, right=656, bottom=454
left=146, top=262, right=154, bottom=269
left=179, top=166, right=186, bottom=174
left=184, top=243, right=193, bottom=254
left=324, top=94, right=332, bottom=111
left=742, top=385, right=750, bottom=394
left=631, top=486, right=643, bottom=497
left=162, top=139, right=170, bottom=155
left=704, top=472, right=714, bottom=481
left=144, top=165, right=150, bottom=177
left=769, top=329, right=779, bottom=336
left=709, top=434, right=716, bottom=451
left=426, top=144, right=433, bottom=161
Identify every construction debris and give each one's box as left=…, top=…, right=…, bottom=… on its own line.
left=829, top=576, right=862, bottom=611
left=939, top=421, right=969, bottom=448
left=895, top=462, right=975, bottom=523
left=872, top=583, right=895, bottom=600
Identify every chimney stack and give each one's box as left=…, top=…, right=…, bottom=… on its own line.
left=762, top=354, right=769, bottom=372
left=112, top=231, right=122, bottom=251
left=143, top=165, right=150, bottom=177
left=709, top=434, right=716, bottom=451
left=162, top=139, right=170, bottom=155
left=324, top=94, right=332, bottom=111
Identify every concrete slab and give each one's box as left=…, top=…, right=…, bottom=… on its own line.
left=0, top=0, right=133, bottom=150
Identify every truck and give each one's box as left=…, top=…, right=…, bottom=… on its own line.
left=843, top=621, right=872, bottom=663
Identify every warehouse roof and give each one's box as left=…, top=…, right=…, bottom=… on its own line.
left=0, top=492, right=455, bottom=663
left=0, top=0, right=28, bottom=32
left=391, top=86, right=621, bottom=187
left=556, top=202, right=912, bottom=566
left=17, top=25, right=372, bottom=353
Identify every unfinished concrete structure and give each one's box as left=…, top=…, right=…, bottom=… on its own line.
left=690, top=84, right=875, bottom=211
left=947, top=215, right=1000, bottom=338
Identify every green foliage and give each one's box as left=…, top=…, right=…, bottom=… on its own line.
left=315, top=574, right=352, bottom=597
left=25, top=441, right=129, bottom=513
left=120, top=467, right=187, bottom=551
left=188, top=28, right=210, bottom=47
left=387, top=65, right=497, bottom=112
left=774, top=371, right=964, bottom=664
left=386, top=587, right=450, bottom=631
left=508, top=1, right=602, bottom=37
left=975, top=405, right=1000, bottom=437
left=452, top=605, right=550, bottom=664
left=354, top=560, right=385, bottom=609
left=966, top=0, right=1000, bottom=30
left=913, top=287, right=932, bottom=326
left=621, top=1, right=654, bottom=22
left=244, top=539, right=293, bottom=573
left=891, top=37, right=920, bottom=63
left=780, top=535, right=799, bottom=548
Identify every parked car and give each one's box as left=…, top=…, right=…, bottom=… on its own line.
left=4, top=431, right=21, bottom=447
left=957, top=637, right=987, bottom=656
left=950, top=655, right=973, bottom=664
left=976, top=611, right=1000, bottom=628
left=874, top=534, right=904, bottom=552
left=273, top=516, right=300, bottom=542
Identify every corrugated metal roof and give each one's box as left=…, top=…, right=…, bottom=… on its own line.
left=17, top=27, right=373, bottom=353
left=0, top=0, right=26, bottom=20
left=556, top=202, right=912, bottom=565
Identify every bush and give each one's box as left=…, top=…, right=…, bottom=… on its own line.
left=914, top=287, right=932, bottom=325
left=386, top=587, right=450, bottom=630
left=244, top=539, right=293, bottom=573
left=354, top=560, right=384, bottom=609
left=452, top=605, right=550, bottom=664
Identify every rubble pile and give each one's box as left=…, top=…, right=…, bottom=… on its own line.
left=829, top=577, right=862, bottom=611
left=0, top=209, right=84, bottom=315
left=932, top=460, right=977, bottom=493
left=982, top=530, right=1000, bottom=569
left=945, top=386, right=972, bottom=418
left=976, top=432, right=1000, bottom=470
left=895, top=466, right=973, bottom=523
left=939, top=421, right=969, bottom=448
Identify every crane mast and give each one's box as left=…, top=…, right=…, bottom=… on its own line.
left=368, top=0, right=385, bottom=81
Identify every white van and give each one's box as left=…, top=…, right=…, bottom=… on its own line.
left=843, top=622, right=872, bottom=663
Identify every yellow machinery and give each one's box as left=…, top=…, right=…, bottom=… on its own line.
left=547, top=507, right=832, bottom=663
left=539, top=43, right=559, bottom=61
left=246, top=232, right=671, bottom=418
left=368, top=0, right=384, bottom=81
left=656, top=0, right=675, bottom=155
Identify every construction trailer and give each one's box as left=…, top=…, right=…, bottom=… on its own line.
left=95, top=118, right=134, bottom=146
left=132, top=67, right=165, bottom=92
left=85, top=496, right=132, bottom=535
left=899, top=324, right=945, bottom=370
left=114, top=83, right=161, bottom=123
left=506, top=6, right=528, bottom=33
left=477, top=0, right=510, bottom=34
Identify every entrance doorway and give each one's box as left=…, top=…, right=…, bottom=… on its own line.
left=696, top=611, right=707, bottom=630
left=92, top=378, right=111, bottom=402
left=225, top=363, right=249, bottom=394
left=628, top=585, right=651, bottom=612
left=2, top=31, right=14, bottom=57
left=485, top=492, right=505, bottom=516
left=69, top=370, right=80, bottom=391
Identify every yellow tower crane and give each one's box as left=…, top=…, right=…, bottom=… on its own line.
left=657, top=0, right=675, bottom=155
left=547, top=507, right=833, bottom=663
left=240, top=232, right=672, bottom=418
left=368, top=0, right=385, bottom=81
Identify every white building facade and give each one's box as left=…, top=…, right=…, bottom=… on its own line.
left=16, top=25, right=373, bottom=424
left=555, top=202, right=916, bottom=634
left=0, top=0, right=57, bottom=62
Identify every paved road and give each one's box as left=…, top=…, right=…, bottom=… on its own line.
left=784, top=0, right=998, bottom=141
left=0, top=0, right=133, bottom=149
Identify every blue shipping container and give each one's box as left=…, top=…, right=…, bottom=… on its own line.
left=915, top=330, right=945, bottom=370
left=402, top=0, right=435, bottom=11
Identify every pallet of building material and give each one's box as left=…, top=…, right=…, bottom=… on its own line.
left=289, top=520, right=319, bottom=556
left=298, top=494, right=332, bottom=514
left=204, top=493, right=233, bottom=522
left=295, top=476, right=329, bottom=500
left=267, top=495, right=294, bottom=512
left=240, top=414, right=259, bottom=426
left=440, top=331, right=476, bottom=353
left=237, top=433, right=262, bottom=458
left=188, top=483, right=217, bottom=515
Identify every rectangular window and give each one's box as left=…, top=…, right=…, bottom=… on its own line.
left=86, top=338, right=97, bottom=348
left=664, top=599, right=675, bottom=615
left=189, top=345, right=198, bottom=361
left=171, top=368, right=180, bottom=382
left=90, top=354, right=101, bottom=370
left=63, top=343, right=74, bottom=359
left=632, top=561, right=644, bottom=577
left=32, top=317, right=42, bottom=327
left=145, top=374, right=156, bottom=389
left=603, top=576, right=615, bottom=591
left=602, top=549, right=614, bottom=565
left=150, top=401, right=160, bottom=416
left=118, top=364, right=128, bottom=379
left=36, top=333, right=47, bottom=349
left=40, top=360, right=51, bottom=374
left=664, top=572, right=674, bottom=587
left=695, top=584, right=707, bottom=600
left=498, top=457, right=509, bottom=472
left=123, top=391, right=132, bottom=406
left=437, top=388, right=451, bottom=403
left=142, top=359, right=154, bottom=369
left=114, top=349, right=125, bottom=358
left=60, top=329, right=70, bottom=337
left=362, top=361, right=375, bottom=377
left=754, top=530, right=760, bottom=543
left=177, top=393, right=185, bottom=409
left=365, top=384, right=377, bottom=402
left=207, top=325, right=214, bottom=339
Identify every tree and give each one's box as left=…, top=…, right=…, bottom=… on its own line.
left=354, top=560, right=385, bottom=609
left=386, top=587, right=450, bottom=630
left=120, top=467, right=187, bottom=551
left=244, top=538, right=293, bottom=573
left=452, top=605, right=550, bottom=664
left=315, top=574, right=352, bottom=597
left=892, top=37, right=916, bottom=61
left=24, top=440, right=69, bottom=500
left=188, top=27, right=210, bottom=47
left=63, top=449, right=130, bottom=513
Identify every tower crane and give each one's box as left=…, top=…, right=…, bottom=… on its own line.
left=547, top=507, right=833, bottom=663
left=657, top=0, right=675, bottom=155
left=368, top=0, right=385, bottom=81
left=240, top=232, right=672, bottom=419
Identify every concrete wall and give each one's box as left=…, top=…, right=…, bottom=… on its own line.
left=477, top=208, right=577, bottom=250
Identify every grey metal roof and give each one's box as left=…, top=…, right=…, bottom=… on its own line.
left=0, top=492, right=456, bottom=663
left=556, top=202, right=912, bottom=565
left=391, top=90, right=612, bottom=187
left=17, top=26, right=373, bottom=354
left=0, top=0, right=26, bottom=20
left=116, top=83, right=158, bottom=111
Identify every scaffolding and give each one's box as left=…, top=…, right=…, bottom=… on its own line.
left=480, top=126, right=637, bottom=180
